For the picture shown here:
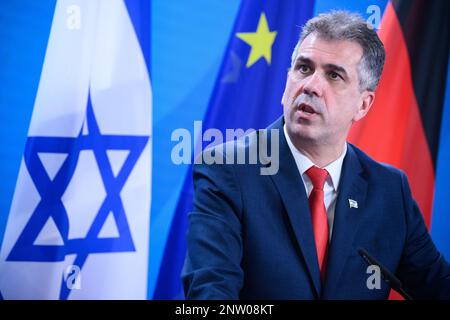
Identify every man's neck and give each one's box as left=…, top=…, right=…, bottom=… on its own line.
left=288, top=133, right=346, bottom=168
left=296, top=144, right=344, bottom=168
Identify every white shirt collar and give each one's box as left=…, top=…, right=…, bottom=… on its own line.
left=283, top=124, right=347, bottom=191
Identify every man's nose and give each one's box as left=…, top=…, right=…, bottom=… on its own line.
left=301, top=71, right=324, bottom=97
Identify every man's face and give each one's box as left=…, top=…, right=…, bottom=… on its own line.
left=282, top=33, right=374, bottom=147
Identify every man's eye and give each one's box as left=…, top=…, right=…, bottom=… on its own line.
left=298, top=65, right=310, bottom=74
left=329, top=71, right=342, bottom=80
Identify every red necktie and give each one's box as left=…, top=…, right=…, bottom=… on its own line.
left=306, top=166, right=329, bottom=279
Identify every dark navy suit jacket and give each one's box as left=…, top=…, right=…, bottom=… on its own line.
left=182, top=117, right=450, bottom=299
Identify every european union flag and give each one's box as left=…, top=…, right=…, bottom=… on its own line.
left=153, top=0, right=315, bottom=299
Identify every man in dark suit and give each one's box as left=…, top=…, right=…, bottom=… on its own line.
left=182, top=11, right=450, bottom=299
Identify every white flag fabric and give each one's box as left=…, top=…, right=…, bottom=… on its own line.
left=0, top=0, right=152, bottom=299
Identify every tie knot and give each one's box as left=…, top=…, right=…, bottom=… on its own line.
left=306, top=166, right=328, bottom=190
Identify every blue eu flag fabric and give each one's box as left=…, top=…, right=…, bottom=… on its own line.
left=153, top=0, right=315, bottom=299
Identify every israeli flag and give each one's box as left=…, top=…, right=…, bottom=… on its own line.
left=0, top=0, right=152, bottom=299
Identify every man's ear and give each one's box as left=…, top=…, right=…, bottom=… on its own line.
left=353, top=91, right=375, bottom=122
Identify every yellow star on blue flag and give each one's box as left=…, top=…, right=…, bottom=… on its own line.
left=236, top=12, right=277, bottom=68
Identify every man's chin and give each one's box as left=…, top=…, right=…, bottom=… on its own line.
left=286, top=125, right=318, bottom=143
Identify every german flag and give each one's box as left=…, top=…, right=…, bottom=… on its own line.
left=348, top=0, right=450, bottom=299
left=350, top=0, right=449, bottom=227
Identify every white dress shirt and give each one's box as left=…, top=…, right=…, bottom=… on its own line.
left=283, top=125, right=347, bottom=240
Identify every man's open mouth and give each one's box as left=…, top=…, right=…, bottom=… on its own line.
left=299, top=103, right=316, bottom=114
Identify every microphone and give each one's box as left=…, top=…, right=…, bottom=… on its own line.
left=358, top=247, right=413, bottom=300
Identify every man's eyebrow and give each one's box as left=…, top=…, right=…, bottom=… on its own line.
left=294, top=56, right=313, bottom=65
left=294, top=57, right=349, bottom=79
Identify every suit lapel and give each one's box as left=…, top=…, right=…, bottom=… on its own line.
left=266, top=118, right=322, bottom=297
left=322, top=144, right=368, bottom=298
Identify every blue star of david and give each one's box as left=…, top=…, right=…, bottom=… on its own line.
left=7, top=92, right=149, bottom=299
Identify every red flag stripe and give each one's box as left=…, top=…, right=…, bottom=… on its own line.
left=348, top=1, right=435, bottom=228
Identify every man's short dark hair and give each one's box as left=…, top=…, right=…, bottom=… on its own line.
left=292, top=10, right=386, bottom=92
